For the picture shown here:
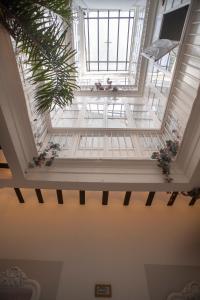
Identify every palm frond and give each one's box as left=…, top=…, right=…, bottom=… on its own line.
left=0, top=0, right=78, bottom=113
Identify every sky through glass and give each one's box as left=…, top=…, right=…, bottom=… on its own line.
left=84, top=10, right=134, bottom=72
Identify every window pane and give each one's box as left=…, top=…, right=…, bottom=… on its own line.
left=118, top=62, right=126, bottom=71
left=89, top=11, right=98, bottom=18
left=83, top=10, right=137, bottom=73
left=127, top=18, right=133, bottom=61
left=120, top=11, right=129, bottom=17
left=108, top=62, right=117, bottom=71
left=89, top=19, right=98, bottom=61
left=109, top=11, right=119, bottom=17
left=90, top=62, right=98, bottom=71
left=99, top=19, right=108, bottom=61
left=84, top=20, right=89, bottom=61
left=109, top=19, right=118, bottom=61
left=99, top=11, right=108, bottom=18
left=99, top=62, right=107, bottom=71
left=118, top=19, right=129, bottom=61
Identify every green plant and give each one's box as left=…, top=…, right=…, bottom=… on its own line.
left=0, top=0, right=78, bottom=113
left=28, top=142, right=61, bottom=168
left=151, top=139, right=179, bottom=182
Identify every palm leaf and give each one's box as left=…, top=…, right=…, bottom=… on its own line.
left=0, top=0, right=78, bottom=113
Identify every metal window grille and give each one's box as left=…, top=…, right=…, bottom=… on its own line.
left=84, top=10, right=135, bottom=72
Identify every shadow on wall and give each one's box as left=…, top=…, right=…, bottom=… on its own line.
left=0, top=259, right=63, bottom=300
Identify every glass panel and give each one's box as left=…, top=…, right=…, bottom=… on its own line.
left=89, top=19, right=98, bottom=61
left=127, top=18, right=133, bottom=61
left=99, top=62, right=107, bottom=71
left=83, top=10, right=136, bottom=73
left=99, top=11, right=108, bottom=18
left=79, top=136, right=104, bottom=149
left=125, top=136, right=133, bottom=148
left=109, top=18, right=118, bottom=61
left=118, top=63, right=126, bottom=71
left=111, top=136, right=119, bottom=148
left=109, top=11, right=119, bottom=17
left=90, top=63, right=98, bottom=71
left=108, top=63, right=117, bottom=71
left=173, top=0, right=182, bottom=8
left=107, top=104, right=125, bottom=118
left=118, top=19, right=129, bottom=61
left=89, top=11, right=98, bottom=18
left=84, top=20, right=89, bottom=62
left=118, top=136, right=126, bottom=148
left=99, top=18, right=108, bottom=61
left=86, top=104, right=104, bottom=118
left=120, top=11, right=129, bottom=17
left=165, top=0, right=174, bottom=11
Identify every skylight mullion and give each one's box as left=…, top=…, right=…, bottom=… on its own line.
left=125, top=11, right=131, bottom=71
left=116, top=10, right=120, bottom=71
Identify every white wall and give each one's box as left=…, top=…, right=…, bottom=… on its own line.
left=0, top=189, right=200, bottom=300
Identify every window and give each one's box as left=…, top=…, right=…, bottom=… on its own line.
left=107, top=104, right=126, bottom=119
left=84, top=10, right=134, bottom=72
left=86, top=104, right=104, bottom=119
left=79, top=135, right=104, bottom=149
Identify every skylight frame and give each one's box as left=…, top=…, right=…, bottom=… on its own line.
left=84, top=9, right=135, bottom=72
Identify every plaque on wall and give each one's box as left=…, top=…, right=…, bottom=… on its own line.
left=95, top=284, right=112, bottom=298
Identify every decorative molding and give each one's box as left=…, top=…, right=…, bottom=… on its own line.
left=167, top=281, right=200, bottom=300
left=0, top=266, right=27, bottom=287
left=0, top=266, right=41, bottom=300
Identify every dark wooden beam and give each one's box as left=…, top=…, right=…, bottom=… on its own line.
left=167, top=192, right=179, bottom=206
left=56, top=190, right=63, bottom=204
left=35, top=189, right=44, bottom=204
left=102, top=191, right=109, bottom=205
left=189, top=197, right=198, bottom=206
left=0, top=163, right=9, bottom=168
left=14, top=188, right=25, bottom=203
left=146, top=192, right=155, bottom=206
left=80, top=190, right=85, bottom=205
left=124, top=191, right=132, bottom=206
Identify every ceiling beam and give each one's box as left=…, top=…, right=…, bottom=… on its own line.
left=102, top=191, right=109, bottom=205
left=35, top=189, right=44, bottom=204
left=146, top=192, right=155, bottom=206
left=14, top=188, right=25, bottom=203
left=80, top=190, right=85, bottom=205
left=56, top=189, right=63, bottom=204
left=167, top=192, right=179, bottom=206
left=189, top=197, right=198, bottom=206
left=123, top=191, right=132, bottom=206
left=0, top=163, right=9, bottom=168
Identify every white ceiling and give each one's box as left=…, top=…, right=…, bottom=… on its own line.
left=73, top=0, right=147, bottom=10
left=1, top=189, right=200, bottom=300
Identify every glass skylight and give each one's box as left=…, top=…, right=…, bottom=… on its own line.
left=84, top=10, right=134, bottom=72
